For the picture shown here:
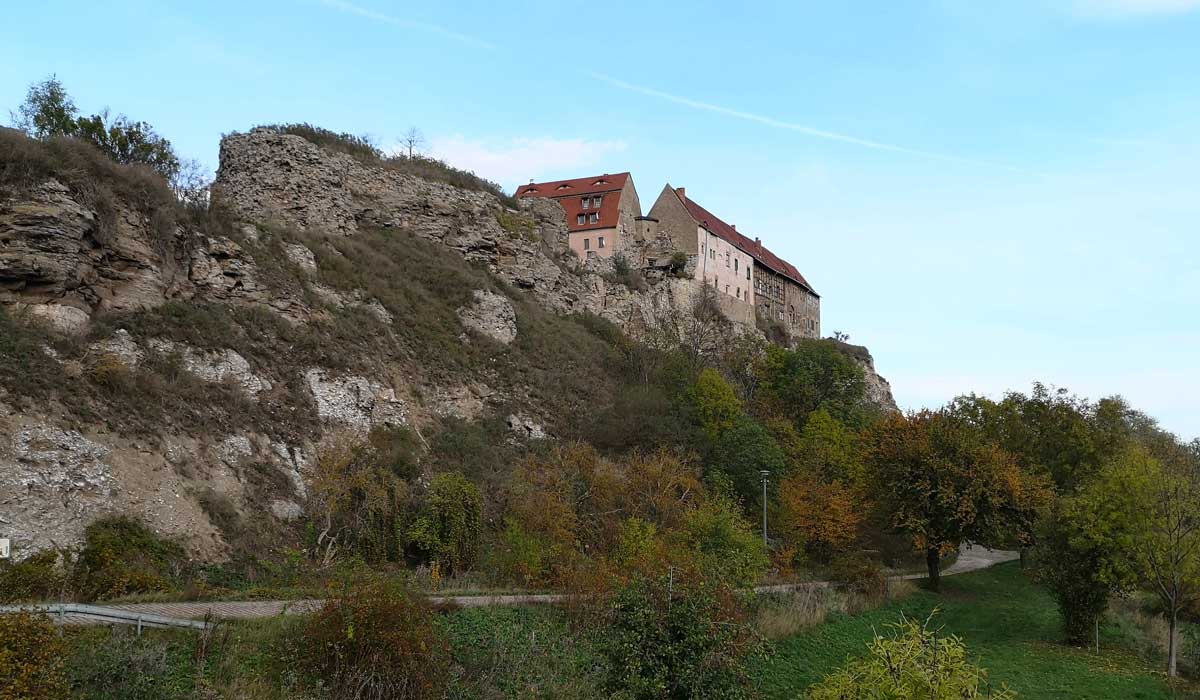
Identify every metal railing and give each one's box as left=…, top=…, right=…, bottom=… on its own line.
left=0, top=603, right=212, bottom=632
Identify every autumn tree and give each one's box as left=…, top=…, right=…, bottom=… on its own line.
left=866, top=411, right=1030, bottom=591
left=778, top=473, right=862, bottom=562
left=308, top=431, right=409, bottom=565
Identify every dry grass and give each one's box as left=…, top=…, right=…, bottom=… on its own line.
left=756, top=579, right=918, bottom=641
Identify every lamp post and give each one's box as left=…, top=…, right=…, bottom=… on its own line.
left=760, top=470, right=770, bottom=546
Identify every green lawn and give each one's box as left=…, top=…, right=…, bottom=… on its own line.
left=753, top=562, right=1199, bottom=700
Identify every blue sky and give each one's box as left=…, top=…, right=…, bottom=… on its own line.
left=4, top=0, right=1198, bottom=438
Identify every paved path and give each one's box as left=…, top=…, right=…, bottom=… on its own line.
left=11, top=544, right=1018, bottom=627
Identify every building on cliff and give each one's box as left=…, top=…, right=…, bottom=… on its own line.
left=646, top=184, right=821, bottom=338
left=515, top=173, right=642, bottom=260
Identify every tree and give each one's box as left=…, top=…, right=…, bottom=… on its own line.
left=809, top=613, right=1013, bottom=699
left=1084, top=447, right=1200, bottom=676
left=405, top=471, right=483, bottom=575
left=10, top=75, right=77, bottom=139
left=1032, top=498, right=1131, bottom=646
left=756, top=340, right=869, bottom=429
left=399, top=126, right=426, bottom=158
left=687, top=368, right=743, bottom=440
left=778, top=473, right=862, bottom=561
left=73, top=109, right=179, bottom=182
left=11, top=75, right=185, bottom=188
left=308, top=432, right=409, bottom=565
left=866, top=411, right=1029, bottom=591
left=707, top=415, right=788, bottom=509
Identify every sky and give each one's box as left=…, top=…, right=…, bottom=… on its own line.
left=3, top=0, right=1197, bottom=439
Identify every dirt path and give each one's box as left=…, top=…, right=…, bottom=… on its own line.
left=10, top=544, right=1019, bottom=626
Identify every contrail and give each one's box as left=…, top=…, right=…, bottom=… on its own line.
left=317, top=0, right=496, bottom=50
left=592, top=72, right=1036, bottom=175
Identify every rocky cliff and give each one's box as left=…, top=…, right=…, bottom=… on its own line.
left=0, top=128, right=895, bottom=560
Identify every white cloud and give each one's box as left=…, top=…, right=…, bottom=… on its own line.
left=1069, top=0, right=1200, bottom=17
left=315, top=0, right=495, bottom=49
left=423, top=136, right=628, bottom=189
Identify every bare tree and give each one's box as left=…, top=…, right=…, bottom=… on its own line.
left=400, top=127, right=427, bottom=158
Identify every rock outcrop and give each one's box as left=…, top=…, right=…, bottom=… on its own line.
left=458, top=289, right=518, bottom=345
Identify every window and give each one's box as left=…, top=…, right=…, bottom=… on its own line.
left=710, top=249, right=716, bottom=260
left=593, top=195, right=602, bottom=207
left=584, top=238, right=590, bottom=250
left=598, top=236, right=605, bottom=248
left=725, top=251, right=730, bottom=268
left=589, top=212, right=599, bottom=223
left=736, top=287, right=741, bottom=299
left=581, top=197, right=590, bottom=209
left=576, top=214, right=585, bottom=225
left=725, top=285, right=730, bottom=294
left=734, top=259, right=739, bottom=272
left=746, top=267, right=750, bottom=281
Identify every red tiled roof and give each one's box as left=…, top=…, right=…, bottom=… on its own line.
left=516, top=173, right=629, bottom=232
left=676, top=189, right=817, bottom=295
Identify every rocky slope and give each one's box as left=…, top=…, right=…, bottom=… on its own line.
left=0, top=128, right=895, bottom=560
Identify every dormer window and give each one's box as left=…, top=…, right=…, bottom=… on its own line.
left=593, top=179, right=607, bottom=186
left=589, top=212, right=599, bottom=223
left=582, top=197, right=590, bottom=210
left=556, top=184, right=571, bottom=190
left=577, top=214, right=586, bottom=225
left=592, top=195, right=602, bottom=207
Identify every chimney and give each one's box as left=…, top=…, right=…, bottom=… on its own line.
left=676, top=187, right=686, bottom=200
left=755, top=237, right=760, bottom=244
left=731, top=224, right=737, bottom=231
left=529, top=179, right=534, bottom=184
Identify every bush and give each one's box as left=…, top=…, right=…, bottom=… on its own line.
left=828, top=552, right=888, bottom=599
left=596, top=572, right=761, bottom=700
left=488, top=519, right=560, bottom=588
left=72, top=516, right=187, bottom=601
left=65, top=627, right=187, bottom=700
left=0, top=613, right=67, bottom=700
left=405, top=472, right=482, bottom=575
left=677, top=498, right=769, bottom=587
left=0, top=550, right=66, bottom=603
left=299, top=579, right=449, bottom=700
left=808, top=613, right=1013, bottom=699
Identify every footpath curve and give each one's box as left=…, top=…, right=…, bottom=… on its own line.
left=5, top=544, right=1018, bottom=628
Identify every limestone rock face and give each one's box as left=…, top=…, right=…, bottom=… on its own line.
left=304, top=368, right=407, bottom=430
left=148, top=339, right=273, bottom=397
left=0, top=179, right=188, bottom=326
left=0, top=425, right=115, bottom=554
left=831, top=341, right=899, bottom=413
left=458, top=289, right=517, bottom=345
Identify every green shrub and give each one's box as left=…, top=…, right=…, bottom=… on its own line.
left=0, top=613, right=67, bottom=700
left=678, top=499, right=769, bottom=588
left=0, top=550, right=66, bottom=603
left=488, top=519, right=558, bottom=588
left=65, top=627, right=189, bottom=700
left=300, top=579, right=449, bottom=700
left=808, top=613, right=1014, bottom=699
left=406, top=472, right=482, bottom=575
left=72, top=516, right=187, bottom=601
left=596, top=573, right=761, bottom=700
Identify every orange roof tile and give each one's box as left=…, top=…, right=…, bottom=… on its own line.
left=516, top=173, right=629, bottom=232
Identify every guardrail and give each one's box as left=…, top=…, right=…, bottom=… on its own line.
left=0, top=604, right=212, bottom=632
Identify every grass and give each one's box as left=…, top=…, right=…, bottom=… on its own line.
left=753, top=562, right=1200, bottom=700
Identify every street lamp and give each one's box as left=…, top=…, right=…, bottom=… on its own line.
left=759, top=470, right=770, bottom=546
